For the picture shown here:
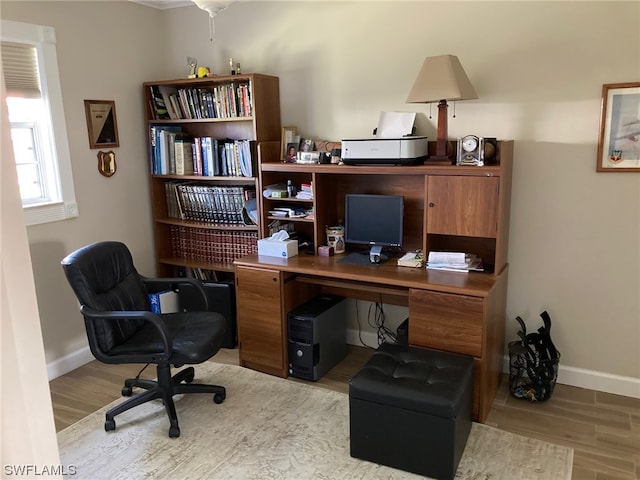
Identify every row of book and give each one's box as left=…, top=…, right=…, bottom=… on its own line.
left=149, top=82, right=252, bottom=120
left=165, top=181, right=256, bottom=225
left=150, top=125, right=256, bottom=177
left=169, top=226, right=258, bottom=264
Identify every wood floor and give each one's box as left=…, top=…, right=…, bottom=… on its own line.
left=49, top=345, right=639, bottom=480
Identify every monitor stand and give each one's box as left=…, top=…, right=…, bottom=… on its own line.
left=338, top=248, right=388, bottom=266
left=368, top=245, right=387, bottom=264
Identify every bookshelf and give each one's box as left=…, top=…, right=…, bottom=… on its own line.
left=144, top=74, right=281, bottom=276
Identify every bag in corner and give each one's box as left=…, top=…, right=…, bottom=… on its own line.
left=508, top=311, right=560, bottom=401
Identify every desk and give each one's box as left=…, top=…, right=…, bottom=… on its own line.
left=234, top=254, right=508, bottom=423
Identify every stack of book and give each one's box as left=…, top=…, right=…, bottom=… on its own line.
left=426, top=251, right=484, bottom=272
left=295, top=183, right=313, bottom=200
left=169, top=226, right=257, bottom=264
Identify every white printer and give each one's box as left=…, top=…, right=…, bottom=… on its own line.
left=341, top=136, right=428, bottom=165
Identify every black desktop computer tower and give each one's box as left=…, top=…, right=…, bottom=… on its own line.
left=287, top=294, right=347, bottom=381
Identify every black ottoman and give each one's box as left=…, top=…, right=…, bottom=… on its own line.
left=349, top=343, right=473, bottom=480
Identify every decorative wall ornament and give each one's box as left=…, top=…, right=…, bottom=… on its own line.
left=97, top=150, right=116, bottom=177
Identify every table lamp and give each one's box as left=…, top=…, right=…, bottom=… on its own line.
left=406, top=55, right=478, bottom=164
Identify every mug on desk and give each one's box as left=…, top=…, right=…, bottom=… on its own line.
left=326, top=226, right=345, bottom=254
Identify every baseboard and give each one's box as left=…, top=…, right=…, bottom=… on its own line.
left=501, top=356, right=640, bottom=399
left=46, top=346, right=93, bottom=381
left=50, top=333, right=640, bottom=399
left=347, top=328, right=640, bottom=399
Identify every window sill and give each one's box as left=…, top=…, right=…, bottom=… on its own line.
left=24, top=201, right=78, bottom=227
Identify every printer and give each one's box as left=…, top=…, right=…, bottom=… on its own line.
left=341, top=136, right=428, bottom=166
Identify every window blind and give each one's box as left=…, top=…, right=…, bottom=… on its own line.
left=1, top=41, right=41, bottom=98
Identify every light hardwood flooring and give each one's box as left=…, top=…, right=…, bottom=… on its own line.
left=49, top=346, right=639, bottom=480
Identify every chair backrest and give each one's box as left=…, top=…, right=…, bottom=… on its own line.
left=61, top=241, right=150, bottom=353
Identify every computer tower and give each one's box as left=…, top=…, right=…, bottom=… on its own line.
left=287, top=294, right=347, bottom=381
left=178, top=281, right=237, bottom=349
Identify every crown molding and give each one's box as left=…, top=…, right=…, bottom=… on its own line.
left=129, top=0, right=193, bottom=10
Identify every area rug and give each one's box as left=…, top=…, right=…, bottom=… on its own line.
left=58, top=363, right=573, bottom=480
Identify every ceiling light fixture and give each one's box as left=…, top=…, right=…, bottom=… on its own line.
left=192, top=0, right=234, bottom=41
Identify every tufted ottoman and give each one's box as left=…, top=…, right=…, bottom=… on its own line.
left=349, top=343, right=474, bottom=480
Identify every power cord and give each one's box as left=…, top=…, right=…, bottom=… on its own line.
left=368, top=301, right=397, bottom=346
left=355, top=299, right=398, bottom=348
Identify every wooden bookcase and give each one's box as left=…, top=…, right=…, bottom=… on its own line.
left=143, top=73, right=281, bottom=276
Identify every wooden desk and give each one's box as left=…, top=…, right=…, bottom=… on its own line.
left=234, top=254, right=508, bottom=423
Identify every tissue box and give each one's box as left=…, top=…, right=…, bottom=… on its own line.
left=257, top=238, right=299, bottom=258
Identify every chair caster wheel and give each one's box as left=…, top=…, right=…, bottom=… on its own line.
left=122, top=386, right=133, bottom=396
left=105, top=419, right=116, bottom=431
left=184, top=371, right=194, bottom=383
left=213, top=392, right=225, bottom=404
left=169, top=425, right=180, bottom=438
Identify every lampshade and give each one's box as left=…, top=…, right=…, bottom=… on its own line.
left=406, top=54, right=477, bottom=104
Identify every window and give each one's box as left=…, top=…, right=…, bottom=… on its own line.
left=1, top=20, right=78, bottom=226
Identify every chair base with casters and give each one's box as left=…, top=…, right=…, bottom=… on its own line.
left=61, top=241, right=229, bottom=438
left=106, top=363, right=226, bottom=438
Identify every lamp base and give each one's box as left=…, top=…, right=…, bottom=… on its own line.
left=426, top=154, right=454, bottom=165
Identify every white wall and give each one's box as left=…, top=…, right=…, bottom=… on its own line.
left=1, top=1, right=638, bottom=395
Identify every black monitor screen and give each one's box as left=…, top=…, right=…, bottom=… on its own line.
left=344, top=194, right=403, bottom=247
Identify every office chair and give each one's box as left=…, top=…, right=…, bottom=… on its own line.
left=61, top=241, right=227, bottom=438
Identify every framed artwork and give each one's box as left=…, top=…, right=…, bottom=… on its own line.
left=597, top=82, right=640, bottom=172
left=285, top=142, right=298, bottom=163
left=281, top=126, right=297, bottom=160
left=84, top=100, right=119, bottom=149
left=299, top=138, right=314, bottom=153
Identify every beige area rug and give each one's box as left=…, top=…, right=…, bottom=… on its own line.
left=58, top=362, right=573, bottom=480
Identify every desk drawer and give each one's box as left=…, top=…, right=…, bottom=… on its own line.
left=408, top=289, right=483, bottom=357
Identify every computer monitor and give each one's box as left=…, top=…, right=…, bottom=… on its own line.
left=344, top=194, right=403, bottom=263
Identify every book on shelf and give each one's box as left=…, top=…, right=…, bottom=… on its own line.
left=157, top=85, right=180, bottom=119
left=169, top=225, right=258, bottom=264
left=167, top=182, right=256, bottom=225
left=151, top=125, right=182, bottom=174
left=149, top=85, right=169, bottom=120
left=174, top=136, right=194, bottom=175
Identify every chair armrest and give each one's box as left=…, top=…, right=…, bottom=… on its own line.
left=80, top=305, right=173, bottom=361
left=141, top=276, right=209, bottom=311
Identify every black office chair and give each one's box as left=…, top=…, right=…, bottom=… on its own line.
left=61, top=241, right=227, bottom=438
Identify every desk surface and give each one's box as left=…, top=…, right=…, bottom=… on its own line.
left=234, top=254, right=502, bottom=298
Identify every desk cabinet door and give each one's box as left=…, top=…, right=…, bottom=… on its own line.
left=236, top=266, right=286, bottom=376
left=408, top=289, right=483, bottom=357
left=427, top=175, right=499, bottom=238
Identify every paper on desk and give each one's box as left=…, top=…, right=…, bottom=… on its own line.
left=376, top=111, right=416, bottom=138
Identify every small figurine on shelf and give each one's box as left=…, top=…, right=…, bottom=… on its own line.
left=197, top=66, right=210, bottom=78
left=187, top=57, right=198, bottom=79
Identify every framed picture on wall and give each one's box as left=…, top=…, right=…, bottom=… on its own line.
left=597, top=82, right=640, bottom=172
left=84, top=99, right=120, bottom=149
